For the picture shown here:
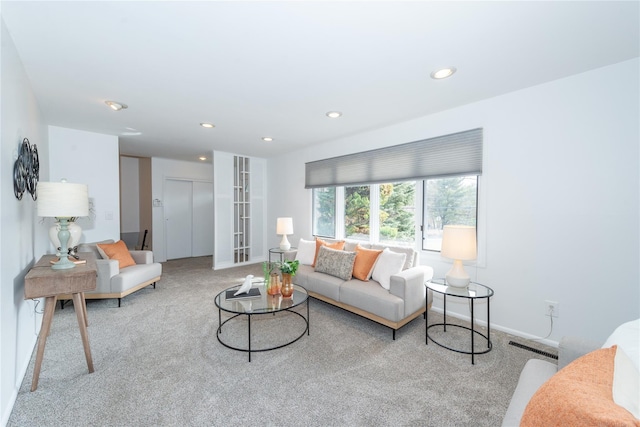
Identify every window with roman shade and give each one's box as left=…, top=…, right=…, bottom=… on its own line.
left=305, top=128, right=483, bottom=188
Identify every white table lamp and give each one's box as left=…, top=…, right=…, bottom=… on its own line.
left=37, top=180, right=89, bottom=269
left=441, top=225, right=477, bottom=288
left=276, top=217, right=293, bottom=250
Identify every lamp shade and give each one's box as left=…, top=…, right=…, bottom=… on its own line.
left=37, top=181, right=89, bottom=218
left=276, top=217, right=293, bottom=235
left=441, top=225, right=477, bottom=261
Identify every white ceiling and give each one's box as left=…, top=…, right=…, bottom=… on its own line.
left=2, top=1, right=638, bottom=163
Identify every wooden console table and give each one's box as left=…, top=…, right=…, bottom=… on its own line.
left=24, top=253, right=97, bottom=391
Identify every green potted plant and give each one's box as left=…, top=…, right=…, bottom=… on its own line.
left=278, top=259, right=299, bottom=276
left=278, top=259, right=299, bottom=298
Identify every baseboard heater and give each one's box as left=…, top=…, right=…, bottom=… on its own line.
left=509, top=341, right=558, bottom=360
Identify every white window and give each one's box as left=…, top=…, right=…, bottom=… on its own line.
left=313, top=181, right=418, bottom=247
left=312, top=177, right=476, bottom=251
left=312, top=187, right=336, bottom=238
left=422, top=176, right=477, bottom=252
left=344, top=185, right=370, bottom=242
left=378, top=182, right=416, bottom=246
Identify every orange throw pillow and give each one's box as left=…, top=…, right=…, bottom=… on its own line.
left=521, top=346, right=640, bottom=427
left=312, top=238, right=345, bottom=267
left=97, top=240, right=136, bottom=269
left=352, top=245, right=383, bottom=281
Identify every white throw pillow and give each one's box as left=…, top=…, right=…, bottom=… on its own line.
left=295, top=238, right=316, bottom=265
left=612, top=347, right=640, bottom=419
left=603, top=319, right=640, bottom=371
left=371, top=248, right=406, bottom=290
left=603, top=319, right=640, bottom=419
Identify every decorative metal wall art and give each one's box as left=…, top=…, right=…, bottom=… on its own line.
left=13, top=138, right=39, bottom=200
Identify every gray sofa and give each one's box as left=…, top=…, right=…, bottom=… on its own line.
left=287, top=240, right=434, bottom=339
left=61, top=240, right=162, bottom=307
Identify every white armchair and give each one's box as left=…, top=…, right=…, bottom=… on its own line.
left=66, top=240, right=162, bottom=307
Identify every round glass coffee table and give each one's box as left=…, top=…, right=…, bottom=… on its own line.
left=215, top=283, right=309, bottom=362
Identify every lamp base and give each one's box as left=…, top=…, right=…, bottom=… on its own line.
left=445, top=259, right=470, bottom=288
left=49, top=221, right=81, bottom=256
left=279, top=235, right=291, bottom=251
left=51, top=218, right=77, bottom=270
left=51, top=256, right=76, bottom=270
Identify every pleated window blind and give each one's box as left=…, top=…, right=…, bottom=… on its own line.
left=305, top=128, right=483, bottom=188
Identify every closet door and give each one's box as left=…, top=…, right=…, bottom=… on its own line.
left=165, top=179, right=193, bottom=260
left=192, top=181, right=214, bottom=257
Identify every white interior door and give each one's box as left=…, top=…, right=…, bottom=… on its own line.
left=192, top=181, right=214, bottom=256
left=165, top=179, right=193, bottom=260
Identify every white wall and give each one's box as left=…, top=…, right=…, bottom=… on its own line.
left=0, top=19, right=50, bottom=426
left=151, top=157, right=213, bottom=262
left=138, top=157, right=153, bottom=250
left=267, top=58, right=640, bottom=345
left=120, top=156, right=140, bottom=234
left=48, top=126, right=120, bottom=245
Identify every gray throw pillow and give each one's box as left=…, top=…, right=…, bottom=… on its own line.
left=314, top=245, right=356, bottom=281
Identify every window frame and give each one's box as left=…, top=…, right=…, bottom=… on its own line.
left=312, top=176, right=484, bottom=267
left=421, top=175, right=479, bottom=253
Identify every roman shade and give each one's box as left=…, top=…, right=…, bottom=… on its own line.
left=305, top=128, right=483, bottom=188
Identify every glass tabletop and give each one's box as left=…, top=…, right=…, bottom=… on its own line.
left=426, top=278, right=494, bottom=299
left=215, top=282, right=308, bottom=314
left=268, top=247, right=297, bottom=254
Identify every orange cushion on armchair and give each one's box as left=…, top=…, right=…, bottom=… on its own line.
left=96, top=240, right=136, bottom=269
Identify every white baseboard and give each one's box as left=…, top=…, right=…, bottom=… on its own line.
left=2, top=336, right=36, bottom=427
left=429, top=307, right=559, bottom=348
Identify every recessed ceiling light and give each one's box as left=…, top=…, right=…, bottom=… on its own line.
left=430, top=67, right=457, bottom=79
left=326, top=111, right=342, bottom=118
left=262, top=137, right=273, bottom=142
left=199, top=156, right=207, bottom=161
left=105, top=100, right=127, bottom=111
left=200, top=123, right=215, bottom=128
left=121, top=126, right=141, bottom=136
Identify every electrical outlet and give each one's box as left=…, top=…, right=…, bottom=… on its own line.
left=544, top=300, right=559, bottom=318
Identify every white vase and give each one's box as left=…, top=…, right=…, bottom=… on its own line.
left=49, top=221, right=82, bottom=255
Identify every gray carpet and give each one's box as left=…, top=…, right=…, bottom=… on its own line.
left=8, top=257, right=556, bottom=426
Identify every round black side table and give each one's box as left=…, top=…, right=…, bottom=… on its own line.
left=425, top=279, right=494, bottom=364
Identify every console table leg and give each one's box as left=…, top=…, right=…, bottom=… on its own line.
left=72, top=293, right=94, bottom=374
left=31, top=296, right=57, bottom=391
left=80, top=292, right=88, bottom=327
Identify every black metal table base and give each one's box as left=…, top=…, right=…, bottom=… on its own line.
left=217, top=300, right=310, bottom=362
left=426, top=323, right=492, bottom=364
left=425, top=287, right=492, bottom=365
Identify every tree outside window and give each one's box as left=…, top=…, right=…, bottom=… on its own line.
left=312, top=176, right=477, bottom=252
left=423, top=176, right=477, bottom=251
left=379, top=182, right=415, bottom=245
left=313, top=187, right=335, bottom=237
left=345, top=186, right=370, bottom=241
